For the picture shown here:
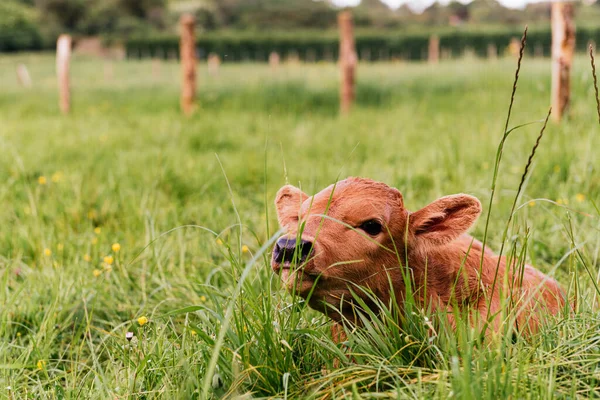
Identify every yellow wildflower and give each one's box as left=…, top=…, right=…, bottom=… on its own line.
left=36, top=360, right=45, bottom=370
left=137, top=316, right=149, bottom=326
left=528, top=200, right=536, bottom=207
left=38, top=176, right=47, bottom=185
left=241, top=245, right=249, bottom=253
left=43, top=248, right=52, bottom=257
left=94, top=227, right=101, bottom=235
left=216, top=238, right=223, bottom=246
left=51, top=172, right=62, bottom=183
left=93, top=269, right=102, bottom=277
left=576, top=193, right=585, bottom=203
left=103, top=255, right=114, bottom=265
left=112, top=243, right=121, bottom=253
left=190, top=330, right=197, bottom=336
left=200, top=295, right=207, bottom=302
left=83, top=254, right=91, bottom=262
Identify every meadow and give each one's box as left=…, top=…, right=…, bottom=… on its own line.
left=0, top=52, right=599, bottom=399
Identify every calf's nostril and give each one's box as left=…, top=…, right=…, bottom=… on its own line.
left=273, top=237, right=313, bottom=266
left=276, top=237, right=297, bottom=251
left=299, top=241, right=313, bottom=261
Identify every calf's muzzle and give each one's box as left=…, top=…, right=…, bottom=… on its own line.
left=272, top=236, right=313, bottom=269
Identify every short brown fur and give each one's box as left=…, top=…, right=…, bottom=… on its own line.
left=272, top=177, right=565, bottom=337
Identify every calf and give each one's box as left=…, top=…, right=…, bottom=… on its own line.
left=271, top=177, right=566, bottom=337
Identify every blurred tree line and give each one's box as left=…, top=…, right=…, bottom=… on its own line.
left=3, top=0, right=600, bottom=51
left=7, top=0, right=168, bottom=38
left=2, top=0, right=175, bottom=50
left=177, top=0, right=600, bottom=31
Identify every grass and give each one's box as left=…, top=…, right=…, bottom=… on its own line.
left=0, top=52, right=599, bottom=398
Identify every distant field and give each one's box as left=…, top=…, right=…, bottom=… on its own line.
left=1, top=53, right=599, bottom=398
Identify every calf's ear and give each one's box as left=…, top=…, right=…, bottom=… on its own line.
left=409, top=194, right=481, bottom=247
left=275, top=185, right=308, bottom=230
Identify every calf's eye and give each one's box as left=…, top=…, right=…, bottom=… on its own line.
left=359, top=220, right=383, bottom=236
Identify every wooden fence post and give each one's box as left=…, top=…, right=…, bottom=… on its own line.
left=551, top=2, right=575, bottom=122
left=508, top=37, right=520, bottom=57
left=208, top=53, right=221, bottom=76
left=428, top=35, right=440, bottom=64
left=338, top=10, right=357, bottom=115
left=487, top=43, right=497, bottom=60
left=16, top=64, right=32, bottom=88
left=269, top=51, right=280, bottom=70
left=180, top=14, right=196, bottom=116
left=56, top=34, right=71, bottom=114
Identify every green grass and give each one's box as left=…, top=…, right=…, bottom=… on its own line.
left=0, top=53, right=599, bottom=398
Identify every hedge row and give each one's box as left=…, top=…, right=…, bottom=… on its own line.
left=0, top=1, right=44, bottom=52
left=125, top=27, right=600, bottom=62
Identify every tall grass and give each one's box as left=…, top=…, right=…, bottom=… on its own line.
left=0, top=53, right=598, bottom=398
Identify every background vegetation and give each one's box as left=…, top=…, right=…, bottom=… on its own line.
left=4, top=0, right=600, bottom=53
left=1, top=52, right=599, bottom=397
left=124, top=26, right=600, bottom=62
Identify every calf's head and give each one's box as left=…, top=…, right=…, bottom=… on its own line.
left=271, top=177, right=482, bottom=322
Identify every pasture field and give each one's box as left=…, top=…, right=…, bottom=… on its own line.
left=1, top=53, right=599, bottom=399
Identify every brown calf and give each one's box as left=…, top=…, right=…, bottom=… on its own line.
left=271, top=177, right=565, bottom=337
